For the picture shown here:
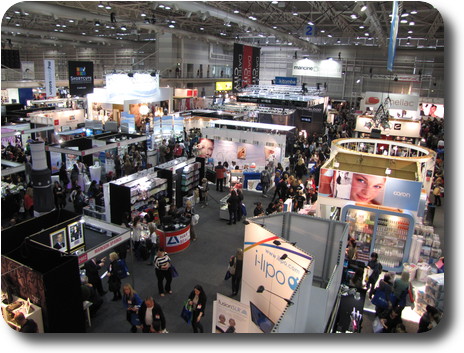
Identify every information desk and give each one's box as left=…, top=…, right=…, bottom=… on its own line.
left=156, top=224, right=191, bottom=253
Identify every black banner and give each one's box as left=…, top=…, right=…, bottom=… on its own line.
left=68, top=61, right=94, bottom=96
left=232, top=43, right=260, bottom=92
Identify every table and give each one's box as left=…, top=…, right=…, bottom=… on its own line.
left=333, top=288, right=366, bottom=333
left=156, top=224, right=191, bottom=253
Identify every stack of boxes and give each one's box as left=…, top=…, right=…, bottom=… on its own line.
left=414, top=273, right=444, bottom=316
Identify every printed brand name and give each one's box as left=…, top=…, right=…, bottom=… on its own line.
left=255, top=250, right=299, bottom=290
left=393, top=191, right=411, bottom=198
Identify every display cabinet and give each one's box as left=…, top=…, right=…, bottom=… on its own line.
left=342, top=205, right=415, bottom=273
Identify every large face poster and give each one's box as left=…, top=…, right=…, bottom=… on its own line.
left=318, top=168, right=422, bottom=211
left=202, top=139, right=281, bottom=167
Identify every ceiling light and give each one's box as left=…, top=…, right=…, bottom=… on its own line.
left=364, top=32, right=369, bottom=36
left=272, top=1, right=278, bottom=4
left=95, top=21, right=100, bottom=26
left=359, top=25, right=365, bottom=29
left=141, top=13, right=147, bottom=17
left=320, top=30, right=325, bottom=33
left=328, top=34, right=332, bottom=37
left=105, top=3, right=112, bottom=10
left=169, top=24, right=175, bottom=28
left=293, top=12, right=298, bottom=16
left=308, top=21, right=314, bottom=25
left=408, top=30, right=413, bottom=34
left=159, top=4, right=165, bottom=8
left=233, top=10, right=239, bottom=14
left=337, top=38, right=341, bottom=43
left=351, top=14, right=357, bottom=19
left=361, top=5, right=367, bottom=12
left=272, top=26, right=277, bottom=29
left=356, top=79, right=361, bottom=83
left=98, top=2, right=104, bottom=8
left=400, top=19, right=408, bottom=24
left=385, top=168, right=392, bottom=175
left=401, top=13, right=409, bottom=17
left=199, top=27, right=204, bottom=30
left=411, top=10, right=418, bottom=14
left=409, top=21, right=415, bottom=26
left=120, top=25, right=126, bottom=31
left=165, top=6, right=171, bottom=10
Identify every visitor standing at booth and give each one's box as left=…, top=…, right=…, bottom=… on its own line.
left=215, top=161, right=226, bottom=192
left=226, top=189, right=240, bottom=225
left=260, top=166, right=271, bottom=197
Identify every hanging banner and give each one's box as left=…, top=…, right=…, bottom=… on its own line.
left=387, top=1, right=399, bottom=71
left=68, top=61, right=94, bottom=96
left=233, top=43, right=260, bottom=92
left=44, top=59, right=56, bottom=98
left=21, top=61, right=35, bottom=80
left=292, top=59, right=342, bottom=78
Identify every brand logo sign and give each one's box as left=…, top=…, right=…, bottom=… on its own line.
left=274, top=76, right=297, bottom=86
left=68, top=61, right=94, bottom=96
left=364, top=92, right=419, bottom=111
left=44, top=59, right=56, bottom=97
left=292, top=59, right=342, bottom=78
left=383, top=178, right=422, bottom=211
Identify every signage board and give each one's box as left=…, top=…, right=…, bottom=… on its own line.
left=292, top=58, right=342, bottom=78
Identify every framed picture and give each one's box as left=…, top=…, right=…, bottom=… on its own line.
left=67, top=221, right=85, bottom=250
left=50, top=228, right=67, bottom=253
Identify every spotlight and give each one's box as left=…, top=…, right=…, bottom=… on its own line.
left=127, top=72, right=134, bottom=77
left=280, top=254, right=309, bottom=273
left=256, top=285, right=293, bottom=305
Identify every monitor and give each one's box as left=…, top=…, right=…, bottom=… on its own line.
left=249, top=301, right=275, bottom=333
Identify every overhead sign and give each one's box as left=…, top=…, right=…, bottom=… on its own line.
left=304, top=25, right=316, bottom=36
left=44, top=59, right=56, bottom=98
left=233, top=43, right=261, bottom=92
left=363, top=92, right=419, bottom=111
left=68, top=61, right=94, bottom=96
left=215, top=81, right=233, bottom=91
left=274, top=76, right=297, bottom=86
left=292, top=58, right=342, bottom=78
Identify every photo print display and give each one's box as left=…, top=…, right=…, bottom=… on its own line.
left=67, top=221, right=84, bottom=250
left=50, top=228, right=67, bottom=252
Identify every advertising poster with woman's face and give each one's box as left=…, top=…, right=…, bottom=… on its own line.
left=318, top=168, right=422, bottom=211
left=420, top=103, right=444, bottom=118
left=197, top=138, right=215, bottom=159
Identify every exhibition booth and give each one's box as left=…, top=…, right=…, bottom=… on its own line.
left=212, top=212, right=348, bottom=333
left=1, top=209, right=130, bottom=332
left=316, top=138, right=437, bottom=273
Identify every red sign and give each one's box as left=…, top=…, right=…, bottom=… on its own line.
left=54, top=119, right=60, bottom=126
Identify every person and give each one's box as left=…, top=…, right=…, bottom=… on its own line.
left=153, top=247, right=173, bottom=297
left=260, top=166, right=271, bottom=197
left=167, top=203, right=179, bottom=219
left=349, top=268, right=364, bottom=289
left=24, top=187, right=34, bottom=218
left=84, top=256, right=107, bottom=296
left=294, top=158, right=307, bottom=179
left=182, top=200, right=197, bottom=241
left=379, top=306, right=403, bottom=333
left=107, top=252, right=122, bottom=301
left=350, top=173, right=386, bottom=204
left=157, top=196, right=167, bottom=221
left=158, top=139, right=168, bottom=164
left=236, top=188, right=245, bottom=221
left=215, top=161, right=226, bottom=192
left=230, top=248, right=243, bottom=296
left=114, top=154, right=122, bottom=179
left=53, top=180, right=66, bottom=210
left=391, top=271, right=410, bottom=312
left=346, top=237, right=357, bottom=261
left=418, top=305, right=441, bottom=333
left=80, top=275, right=103, bottom=316
left=70, top=163, right=80, bottom=188
left=131, top=216, right=143, bottom=260
left=14, top=312, right=38, bottom=333
left=198, top=177, right=209, bottom=208
left=197, top=138, right=214, bottom=159
left=59, top=164, right=70, bottom=191
left=53, top=233, right=66, bottom=250
left=433, top=183, right=442, bottom=206
left=366, top=252, right=382, bottom=298
left=188, top=284, right=207, bottom=333
left=138, top=296, right=166, bottom=333
left=72, top=187, right=87, bottom=214
left=122, top=283, right=143, bottom=333
left=253, top=202, right=265, bottom=217
left=225, top=318, right=236, bottom=333
left=147, top=222, right=158, bottom=265
left=372, top=273, right=393, bottom=317
left=226, top=189, right=240, bottom=225
left=271, top=171, right=281, bottom=201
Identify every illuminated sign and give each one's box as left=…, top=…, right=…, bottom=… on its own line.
left=216, top=81, right=233, bottom=91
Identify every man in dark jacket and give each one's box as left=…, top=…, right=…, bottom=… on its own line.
left=260, top=166, right=271, bottom=197
left=84, top=257, right=107, bottom=296
left=215, top=161, right=226, bottom=192
left=138, top=297, right=166, bottom=333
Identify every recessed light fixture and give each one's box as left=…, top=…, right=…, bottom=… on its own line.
left=409, top=21, right=415, bottom=26
left=361, top=5, right=367, bottom=12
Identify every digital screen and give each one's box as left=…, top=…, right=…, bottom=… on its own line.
left=215, top=81, right=233, bottom=91
left=249, top=301, right=275, bottom=333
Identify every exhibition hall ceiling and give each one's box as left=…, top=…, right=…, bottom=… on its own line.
left=2, top=1, right=444, bottom=52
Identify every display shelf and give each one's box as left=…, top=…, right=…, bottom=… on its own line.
left=342, top=205, right=414, bottom=273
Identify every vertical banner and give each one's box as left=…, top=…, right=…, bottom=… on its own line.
left=387, top=1, right=399, bottom=71
left=233, top=43, right=243, bottom=92
left=44, top=59, right=56, bottom=98
left=252, top=46, right=261, bottom=85
left=242, top=45, right=253, bottom=87
left=68, top=61, right=94, bottom=96
left=233, top=43, right=261, bottom=92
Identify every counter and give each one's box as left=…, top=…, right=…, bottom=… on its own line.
left=156, top=224, right=191, bottom=253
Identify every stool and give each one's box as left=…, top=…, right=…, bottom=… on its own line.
left=83, top=301, right=93, bottom=327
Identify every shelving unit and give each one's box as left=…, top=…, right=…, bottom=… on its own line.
left=342, top=205, right=415, bottom=273
left=179, top=162, right=201, bottom=194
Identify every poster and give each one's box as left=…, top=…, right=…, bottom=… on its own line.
left=50, top=228, right=67, bottom=252
left=318, top=168, right=422, bottom=211
left=68, top=61, right=94, bottom=96
left=67, top=221, right=85, bottom=250
left=212, top=294, right=249, bottom=333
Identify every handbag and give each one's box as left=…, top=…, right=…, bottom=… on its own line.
left=372, top=317, right=384, bottom=333
left=191, top=214, right=200, bottom=225
left=224, top=270, right=231, bottom=280
left=371, top=288, right=389, bottom=309
left=180, top=300, right=193, bottom=324
left=130, top=311, right=141, bottom=326
left=169, top=264, right=179, bottom=278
